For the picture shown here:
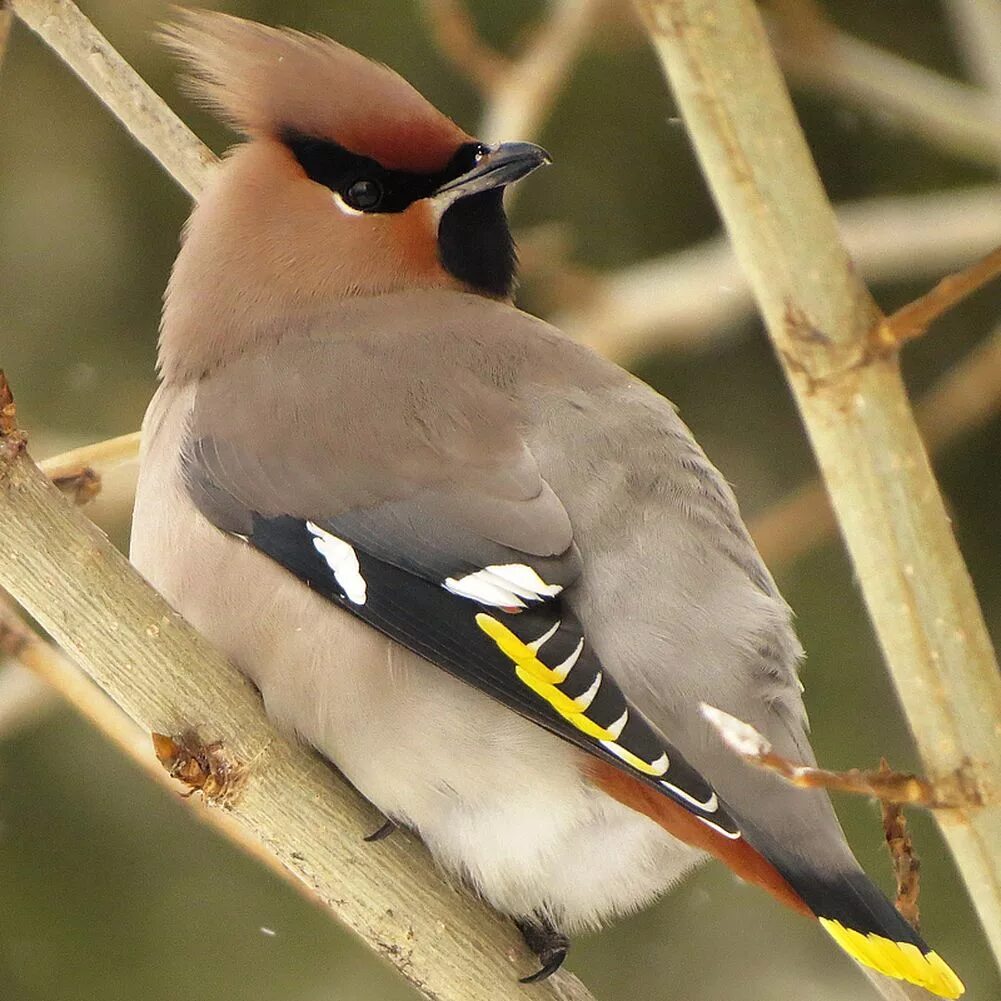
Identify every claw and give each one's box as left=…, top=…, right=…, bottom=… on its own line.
left=363, top=818, right=397, bottom=842
left=515, top=917, right=570, bottom=984
left=518, top=946, right=567, bottom=984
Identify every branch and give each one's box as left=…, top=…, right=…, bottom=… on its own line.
left=7, top=0, right=217, bottom=198
left=423, top=0, right=603, bottom=144
left=699, top=705, right=958, bottom=809
left=769, top=1, right=1001, bottom=169
left=702, top=705, right=930, bottom=929
left=0, top=589, right=149, bottom=760
left=636, top=0, right=1001, bottom=978
left=557, top=184, right=1001, bottom=359
left=0, top=375, right=598, bottom=1001
left=876, top=244, right=1001, bottom=348
left=944, top=0, right=1001, bottom=104
left=751, top=317, right=1001, bottom=567
left=421, top=0, right=510, bottom=93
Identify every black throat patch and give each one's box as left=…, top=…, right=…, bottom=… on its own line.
left=437, top=189, right=517, bottom=299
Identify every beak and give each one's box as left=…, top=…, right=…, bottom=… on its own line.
left=433, top=141, right=551, bottom=201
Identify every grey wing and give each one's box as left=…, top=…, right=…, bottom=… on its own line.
left=523, top=376, right=863, bottom=872
left=180, top=338, right=743, bottom=837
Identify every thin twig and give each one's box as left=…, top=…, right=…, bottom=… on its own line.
left=945, top=0, right=1001, bottom=103
left=699, top=705, right=949, bottom=807
left=876, top=244, right=1001, bottom=349
left=637, top=0, right=1001, bottom=975
left=8, top=0, right=217, bottom=198
left=38, top=431, right=141, bottom=487
left=703, top=704, right=931, bottom=926
left=421, top=0, right=509, bottom=92
left=480, top=0, right=602, bottom=144
left=423, top=0, right=602, bottom=145
left=769, top=1, right=1001, bottom=169
left=558, top=184, right=1001, bottom=359
left=880, top=761, right=922, bottom=931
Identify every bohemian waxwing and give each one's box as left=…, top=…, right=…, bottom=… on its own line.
left=130, top=11, right=963, bottom=998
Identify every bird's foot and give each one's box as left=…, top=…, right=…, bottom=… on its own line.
left=363, top=818, right=397, bottom=842
left=515, top=917, right=570, bottom=983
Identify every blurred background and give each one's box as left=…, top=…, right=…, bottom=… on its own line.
left=1, top=1, right=1000, bottom=999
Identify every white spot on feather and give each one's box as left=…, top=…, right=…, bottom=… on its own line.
left=660, top=781, right=719, bottom=813
left=552, top=637, right=584, bottom=681
left=606, top=709, right=629, bottom=740
left=528, top=620, right=561, bottom=651
left=573, top=672, right=602, bottom=710
left=306, top=522, right=367, bottom=604
left=444, top=563, right=562, bottom=608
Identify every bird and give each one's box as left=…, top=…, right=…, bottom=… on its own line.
left=130, top=10, right=963, bottom=998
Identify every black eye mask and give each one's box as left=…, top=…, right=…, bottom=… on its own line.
left=281, top=131, right=485, bottom=214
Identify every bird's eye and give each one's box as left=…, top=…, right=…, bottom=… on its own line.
left=344, top=179, right=383, bottom=211
left=472, top=144, right=489, bottom=163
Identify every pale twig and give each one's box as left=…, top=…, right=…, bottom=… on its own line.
left=479, top=0, right=602, bottom=144
left=875, top=244, right=1001, bottom=349
left=945, top=0, right=1001, bottom=103
left=637, top=0, right=1001, bottom=974
left=421, top=0, right=509, bottom=92
left=423, top=0, right=602, bottom=145
left=751, top=319, right=1001, bottom=568
left=768, top=2, right=1001, bottom=169
left=699, top=705, right=950, bottom=807
left=558, top=184, right=1001, bottom=358
left=7, top=0, right=217, bottom=198
left=38, top=431, right=141, bottom=489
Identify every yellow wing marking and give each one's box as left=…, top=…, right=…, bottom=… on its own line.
left=820, top=919, right=963, bottom=998
left=475, top=613, right=668, bottom=776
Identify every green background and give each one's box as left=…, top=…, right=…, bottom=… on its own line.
left=1, top=1, right=999, bottom=999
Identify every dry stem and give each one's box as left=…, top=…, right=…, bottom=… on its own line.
left=421, top=0, right=509, bottom=92
left=881, top=765, right=922, bottom=931
left=558, top=184, right=1001, bottom=359
left=422, top=0, right=602, bottom=145
left=876, top=244, right=1001, bottom=349
left=769, top=0, right=1001, bottom=169
left=638, top=0, right=1001, bottom=975
left=8, top=0, right=217, bottom=197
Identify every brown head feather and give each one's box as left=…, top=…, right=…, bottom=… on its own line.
left=160, top=9, right=469, bottom=171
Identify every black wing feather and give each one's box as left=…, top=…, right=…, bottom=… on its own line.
left=249, top=513, right=739, bottom=838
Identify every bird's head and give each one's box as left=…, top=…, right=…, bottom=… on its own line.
left=159, top=11, right=548, bottom=379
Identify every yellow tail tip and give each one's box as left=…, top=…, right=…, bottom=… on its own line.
left=819, top=918, right=964, bottom=998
